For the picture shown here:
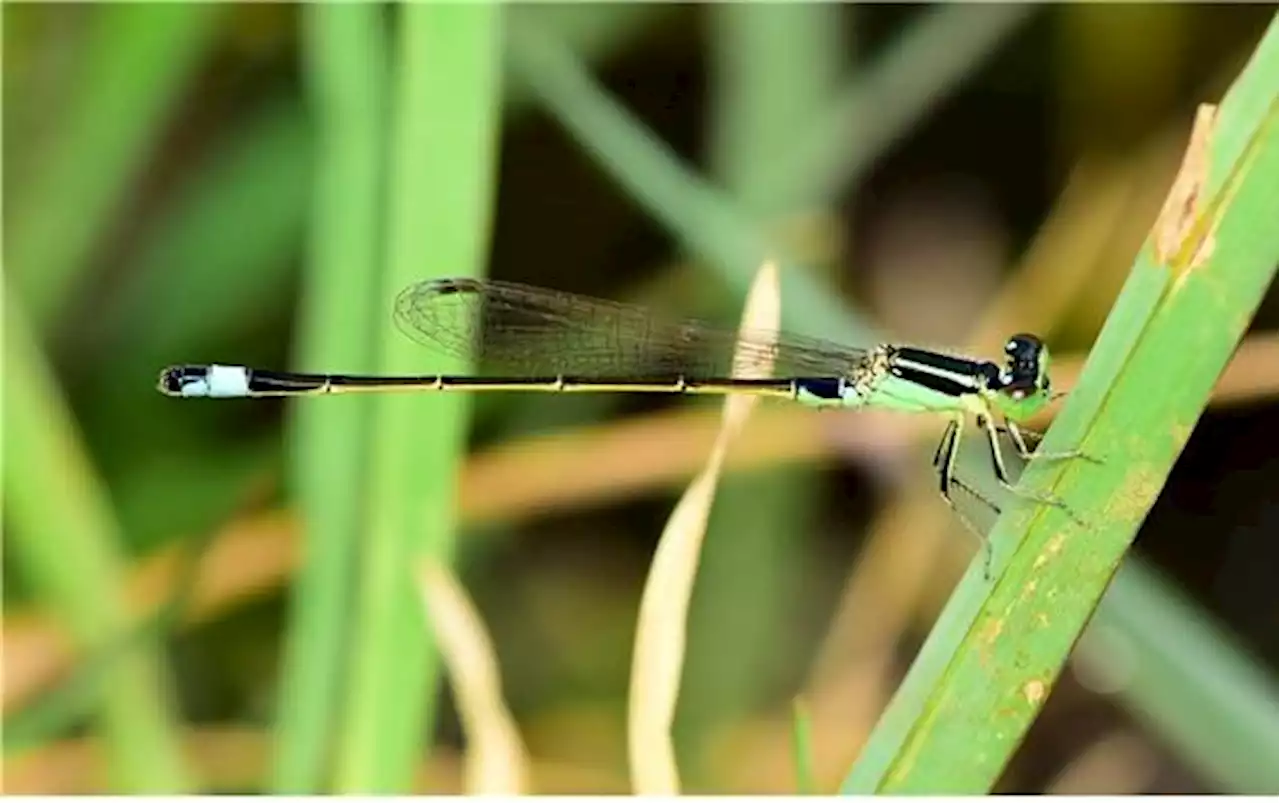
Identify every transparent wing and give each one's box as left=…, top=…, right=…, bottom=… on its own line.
left=393, top=278, right=868, bottom=379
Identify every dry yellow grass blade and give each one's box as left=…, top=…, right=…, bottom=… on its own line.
left=1, top=725, right=622, bottom=794
left=2, top=510, right=299, bottom=713
left=627, top=261, right=781, bottom=794
left=418, top=560, right=528, bottom=794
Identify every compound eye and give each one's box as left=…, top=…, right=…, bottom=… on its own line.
left=1006, top=333, right=1044, bottom=362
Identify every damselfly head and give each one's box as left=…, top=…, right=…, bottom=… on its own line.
left=985, top=336, right=1052, bottom=421
left=998, top=334, right=1047, bottom=394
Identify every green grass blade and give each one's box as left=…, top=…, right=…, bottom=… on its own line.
left=791, top=698, right=818, bottom=795
left=79, top=101, right=312, bottom=548
left=2, top=294, right=191, bottom=791
left=508, top=4, right=675, bottom=91
left=102, top=100, right=314, bottom=367
left=333, top=5, right=504, bottom=791
left=269, top=4, right=389, bottom=792
left=6, top=4, right=222, bottom=328
left=505, top=20, right=874, bottom=348
left=1090, top=561, right=1279, bottom=793
left=842, top=15, right=1279, bottom=793
left=707, top=3, right=844, bottom=213
left=4, top=527, right=214, bottom=753
left=762, top=3, right=1035, bottom=208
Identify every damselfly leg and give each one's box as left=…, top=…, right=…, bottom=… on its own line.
left=1005, top=420, right=1102, bottom=465
left=932, top=411, right=1095, bottom=580
left=932, top=415, right=1001, bottom=578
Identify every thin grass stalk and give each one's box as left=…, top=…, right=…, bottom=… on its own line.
left=270, top=4, right=389, bottom=791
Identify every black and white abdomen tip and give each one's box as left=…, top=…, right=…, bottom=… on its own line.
left=158, top=364, right=252, bottom=398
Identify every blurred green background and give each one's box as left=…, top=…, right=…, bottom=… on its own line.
left=2, top=2, right=1276, bottom=794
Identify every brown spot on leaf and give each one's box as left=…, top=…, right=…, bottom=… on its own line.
left=978, top=617, right=1006, bottom=667
left=1023, top=679, right=1048, bottom=705
left=1153, top=103, right=1217, bottom=268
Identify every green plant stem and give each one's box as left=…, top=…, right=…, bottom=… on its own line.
left=1089, top=561, right=1279, bottom=793
left=270, top=4, right=389, bottom=792
left=2, top=294, right=190, bottom=791
left=842, top=14, right=1279, bottom=794
left=333, top=5, right=503, bottom=791
left=7, top=4, right=222, bottom=328
left=505, top=20, right=874, bottom=348
left=792, top=698, right=818, bottom=794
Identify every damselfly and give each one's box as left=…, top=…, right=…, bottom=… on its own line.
left=159, top=277, right=1092, bottom=562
